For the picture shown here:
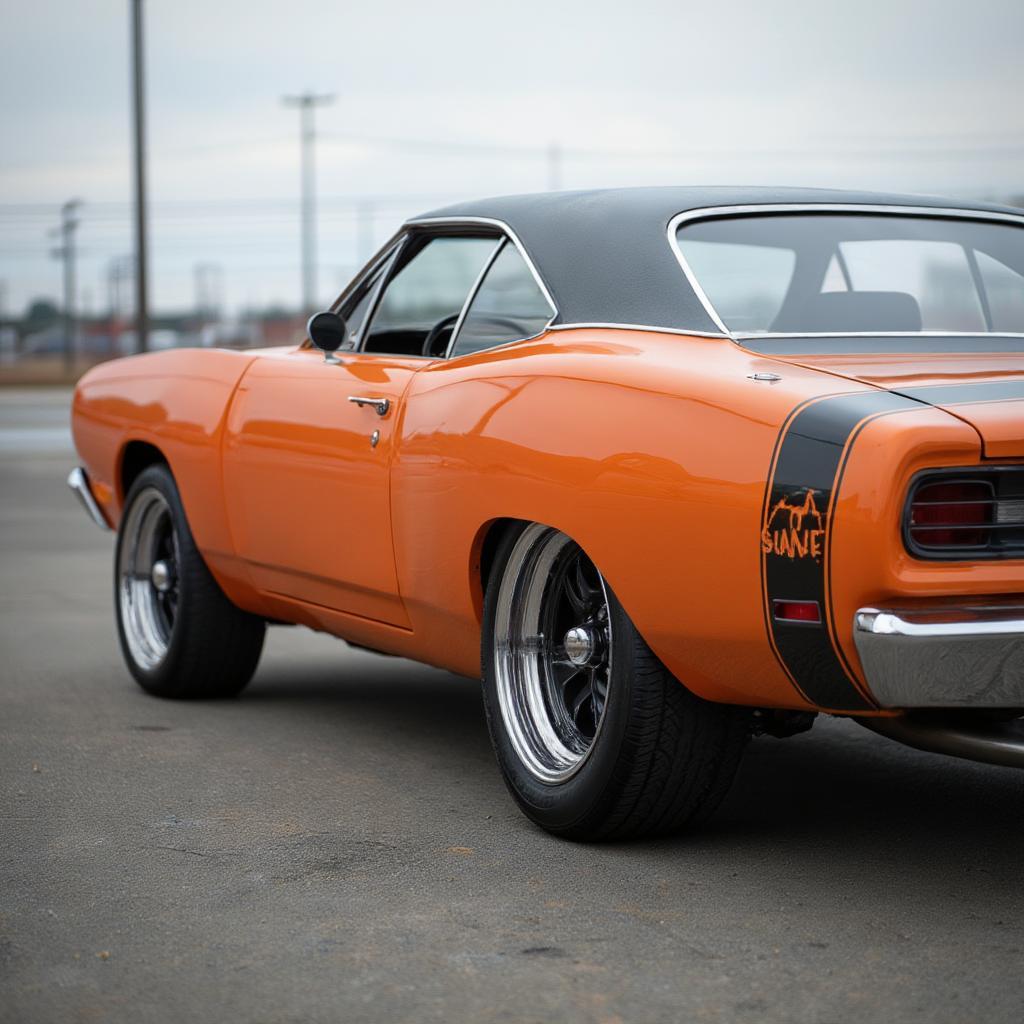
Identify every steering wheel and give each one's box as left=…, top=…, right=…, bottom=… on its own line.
left=422, top=313, right=461, bottom=358
left=445, top=315, right=538, bottom=356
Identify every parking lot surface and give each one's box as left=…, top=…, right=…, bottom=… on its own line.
left=1, top=388, right=1022, bottom=1023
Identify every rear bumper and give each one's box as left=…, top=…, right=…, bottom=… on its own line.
left=854, top=605, right=1024, bottom=708
left=67, top=467, right=111, bottom=531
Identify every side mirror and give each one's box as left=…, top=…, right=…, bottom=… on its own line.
left=307, top=311, right=348, bottom=363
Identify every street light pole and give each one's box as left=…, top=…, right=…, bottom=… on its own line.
left=131, top=0, right=150, bottom=353
left=283, top=92, right=334, bottom=315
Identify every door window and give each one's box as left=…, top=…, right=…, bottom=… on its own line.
left=449, top=241, right=554, bottom=358
left=362, top=236, right=498, bottom=356
left=337, top=249, right=395, bottom=348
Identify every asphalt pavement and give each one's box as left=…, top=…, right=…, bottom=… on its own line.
left=1, top=386, right=1022, bottom=1024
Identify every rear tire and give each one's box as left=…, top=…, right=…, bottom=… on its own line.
left=481, top=523, right=749, bottom=841
left=115, top=463, right=265, bottom=698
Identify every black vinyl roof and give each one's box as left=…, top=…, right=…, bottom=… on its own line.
left=413, top=187, right=1023, bottom=335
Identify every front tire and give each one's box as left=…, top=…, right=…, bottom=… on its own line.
left=482, top=523, right=749, bottom=841
left=115, top=463, right=265, bottom=698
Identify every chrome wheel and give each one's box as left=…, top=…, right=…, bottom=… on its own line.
left=117, top=487, right=180, bottom=671
left=493, top=525, right=613, bottom=784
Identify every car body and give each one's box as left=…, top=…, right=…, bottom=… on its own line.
left=70, top=187, right=1024, bottom=837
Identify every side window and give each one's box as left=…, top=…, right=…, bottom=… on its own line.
left=449, top=241, right=554, bottom=358
left=362, top=236, right=498, bottom=356
left=337, top=250, right=394, bottom=348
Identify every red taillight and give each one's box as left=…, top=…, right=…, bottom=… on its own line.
left=773, top=600, right=821, bottom=623
left=909, top=480, right=994, bottom=548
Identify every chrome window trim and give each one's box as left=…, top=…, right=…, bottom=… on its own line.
left=444, top=237, right=506, bottom=359
left=443, top=324, right=554, bottom=362
left=667, top=203, right=1024, bottom=341
left=324, top=232, right=405, bottom=351
left=405, top=215, right=559, bottom=321
left=356, top=225, right=517, bottom=360
left=734, top=330, right=1024, bottom=340
left=350, top=234, right=410, bottom=353
left=548, top=322, right=728, bottom=339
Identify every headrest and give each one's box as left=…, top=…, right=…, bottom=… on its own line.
left=777, top=291, right=923, bottom=333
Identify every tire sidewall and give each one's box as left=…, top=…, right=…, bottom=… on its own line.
left=114, top=464, right=194, bottom=696
left=481, top=524, right=641, bottom=835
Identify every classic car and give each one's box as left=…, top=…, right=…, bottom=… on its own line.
left=69, top=187, right=1024, bottom=840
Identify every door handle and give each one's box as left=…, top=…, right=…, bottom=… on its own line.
left=347, top=396, right=390, bottom=416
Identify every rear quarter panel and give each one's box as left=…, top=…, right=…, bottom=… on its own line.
left=391, top=328, right=868, bottom=709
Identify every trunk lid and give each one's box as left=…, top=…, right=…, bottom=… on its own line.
left=752, top=341, right=1024, bottom=458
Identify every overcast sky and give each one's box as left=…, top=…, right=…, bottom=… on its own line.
left=2, top=0, right=1023, bottom=316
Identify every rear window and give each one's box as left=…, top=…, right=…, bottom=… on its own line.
left=674, top=212, right=1024, bottom=338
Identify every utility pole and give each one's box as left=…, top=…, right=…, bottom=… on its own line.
left=107, top=255, right=132, bottom=356
left=282, top=92, right=334, bottom=314
left=546, top=142, right=563, bottom=192
left=50, top=200, right=82, bottom=374
left=131, top=0, right=150, bottom=353
left=0, top=278, right=9, bottom=360
left=194, top=262, right=223, bottom=325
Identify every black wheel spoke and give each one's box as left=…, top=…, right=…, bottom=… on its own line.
left=575, top=558, right=599, bottom=605
left=562, top=564, right=590, bottom=616
left=556, top=664, right=586, bottom=692
left=570, top=680, right=592, bottom=717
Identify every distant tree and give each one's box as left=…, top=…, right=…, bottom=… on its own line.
left=23, top=299, right=60, bottom=332
left=261, top=304, right=293, bottom=321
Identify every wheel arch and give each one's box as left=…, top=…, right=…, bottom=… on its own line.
left=471, top=517, right=624, bottom=631
left=471, top=516, right=526, bottom=622
left=119, top=439, right=170, bottom=502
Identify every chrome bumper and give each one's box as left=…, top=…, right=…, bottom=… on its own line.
left=854, top=605, right=1024, bottom=708
left=67, top=467, right=111, bottom=531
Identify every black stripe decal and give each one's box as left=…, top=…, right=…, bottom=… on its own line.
left=761, top=391, right=921, bottom=711
left=893, top=380, right=1024, bottom=406
left=742, top=336, right=1024, bottom=355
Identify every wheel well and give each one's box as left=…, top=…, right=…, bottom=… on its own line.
left=476, top=517, right=524, bottom=613
left=119, top=441, right=167, bottom=499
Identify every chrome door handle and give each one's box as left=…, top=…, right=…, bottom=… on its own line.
left=347, top=396, right=390, bottom=416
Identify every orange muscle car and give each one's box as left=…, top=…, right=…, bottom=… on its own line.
left=70, top=188, right=1024, bottom=839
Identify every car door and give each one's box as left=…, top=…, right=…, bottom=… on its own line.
left=221, top=231, right=499, bottom=626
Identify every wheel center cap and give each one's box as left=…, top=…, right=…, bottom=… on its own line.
left=151, top=560, right=174, bottom=593
left=563, top=625, right=597, bottom=667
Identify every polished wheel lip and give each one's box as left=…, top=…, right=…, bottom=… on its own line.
left=493, top=524, right=613, bottom=785
left=118, top=487, right=179, bottom=672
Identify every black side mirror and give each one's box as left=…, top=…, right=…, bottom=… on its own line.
left=307, top=311, right=348, bottom=363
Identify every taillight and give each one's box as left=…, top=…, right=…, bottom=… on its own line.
left=906, top=469, right=1024, bottom=559
left=908, top=479, right=994, bottom=549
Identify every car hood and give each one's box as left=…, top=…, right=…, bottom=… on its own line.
left=753, top=340, right=1024, bottom=458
